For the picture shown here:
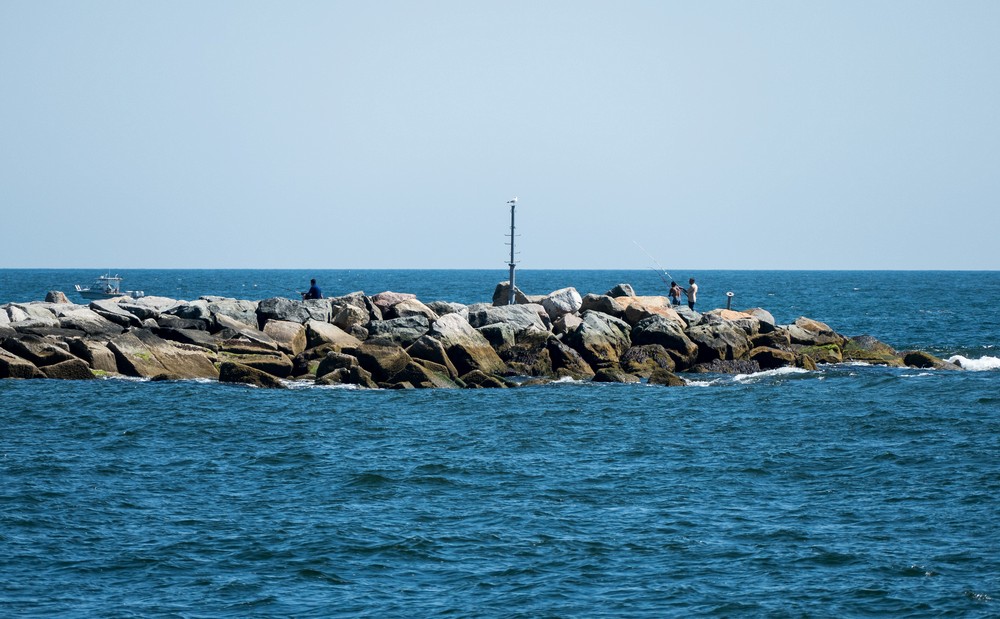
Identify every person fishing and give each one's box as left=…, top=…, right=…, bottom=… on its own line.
left=684, top=277, right=698, bottom=310
left=301, top=278, right=323, bottom=300
left=669, top=281, right=683, bottom=306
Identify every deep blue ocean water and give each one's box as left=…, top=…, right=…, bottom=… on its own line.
left=2, top=270, right=998, bottom=617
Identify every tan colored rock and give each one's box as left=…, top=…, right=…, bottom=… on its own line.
left=263, top=320, right=307, bottom=356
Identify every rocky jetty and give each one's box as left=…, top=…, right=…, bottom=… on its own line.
left=0, top=283, right=961, bottom=388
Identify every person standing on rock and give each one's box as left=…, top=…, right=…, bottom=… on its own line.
left=684, top=278, right=698, bottom=310
left=301, top=279, right=323, bottom=300
left=669, top=281, right=683, bottom=306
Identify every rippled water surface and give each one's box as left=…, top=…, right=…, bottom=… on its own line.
left=1, top=270, right=998, bottom=616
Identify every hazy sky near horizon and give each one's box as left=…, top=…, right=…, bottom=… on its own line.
left=2, top=1, right=998, bottom=270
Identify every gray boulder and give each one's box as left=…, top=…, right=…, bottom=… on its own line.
left=605, top=283, right=636, bottom=297
left=332, top=304, right=371, bottom=332
left=562, top=310, right=632, bottom=369
left=387, top=298, right=439, bottom=322
left=215, top=314, right=279, bottom=350
left=744, top=308, right=776, bottom=333
left=67, top=339, right=120, bottom=373
left=546, top=337, right=595, bottom=379
left=426, top=301, right=467, bottom=318
left=406, top=336, right=460, bottom=379
left=541, top=287, right=583, bottom=321
left=257, top=297, right=331, bottom=325
left=686, top=322, right=753, bottom=364
left=429, top=313, right=506, bottom=376
left=58, top=308, right=124, bottom=337
left=263, top=320, right=307, bottom=356
left=367, top=315, right=430, bottom=347
left=620, top=344, right=676, bottom=377
left=108, top=330, right=219, bottom=379
left=592, top=368, right=641, bottom=383
left=784, top=317, right=846, bottom=347
left=219, top=361, right=286, bottom=389
left=41, top=358, right=95, bottom=380
left=305, top=320, right=363, bottom=351
left=467, top=303, right=549, bottom=333
left=351, top=341, right=414, bottom=383
left=45, top=291, right=71, bottom=304
left=165, top=299, right=211, bottom=321
left=1, top=335, right=76, bottom=367
left=579, top=294, right=626, bottom=319
left=631, top=315, right=699, bottom=367
left=370, top=291, right=417, bottom=316
left=492, top=281, right=531, bottom=306
left=0, top=348, right=43, bottom=378
left=206, top=298, right=259, bottom=329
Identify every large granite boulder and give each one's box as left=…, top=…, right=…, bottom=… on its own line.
left=165, top=299, right=211, bottom=322
left=219, top=361, right=286, bottom=389
left=592, top=367, right=641, bottom=383
left=45, top=291, right=71, bottom=304
left=605, top=283, right=636, bottom=297
left=332, top=304, right=371, bottom=333
left=387, top=361, right=459, bottom=389
left=620, top=344, right=676, bottom=377
left=57, top=309, right=124, bottom=337
left=631, top=315, right=699, bottom=368
left=67, top=339, right=119, bottom=373
left=541, top=287, right=582, bottom=321
left=783, top=317, right=846, bottom=347
left=330, top=291, right=381, bottom=322
left=152, top=326, right=220, bottom=352
left=387, top=298, right=439, bottom=322
left=214, top=314, right=278, bottom=350
left=1, top=335, right=76, bottom=367
left=748, top=346, right=797, bottom=370
left=256, top=297, right=331, bottom=325
left=478, top=323, right=516, bottom=353
left=315, top=351, right=359, bottom=379
left=459, top=370, right=507, bottom=388
left=467, top=303, right=549, bottom=334
left=579, top=294, right=626, bottom=319
left=41, top=358, right=95, bottom=380
left=616, top=296, right=684, bottom=327
left=0, top=348, right=43, bottom=378
left=426, top=301, right=466, bottom=318
left=350, top=341, right=414, bottom=383
left=315, top=365, right=378, bottom=389
left=219, top=351, right=293, bottom=378
left=702, top=309, right=761, bottom=337
left=903, top=350, right=962, bottom=371
left=562, top=310, right=632, bottom=369
left=744, top=308, right=776, bottom=333
left=405, top=336, right=460, bottom=379
left=686, top=322, right=753, bottom=363
left=842, top=335, right=903, bottom=366
left=305, top=320, right=362, bottom=351
left=108, top=330, right=219, bottom=379
left=370, top=291, right=417, bottom=316
left=6, top=304, right=59, bottom=327
left=492, top=281, right=531, bottom=306
left=428, top=313, right=506, bottom=376
left=117, top=302, right=160, bottom=321
left=206, top=298, right=259, bottom=329
left=263, top=320, right=307, bottom=356
left=366, top=315, right=430, bottom=347
left=648, top=368, right=686, bottom=387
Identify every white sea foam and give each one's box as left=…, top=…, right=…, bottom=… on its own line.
left=947, top=355, right=1000, bottom=371
left=733, top=366, right=811, bottom=383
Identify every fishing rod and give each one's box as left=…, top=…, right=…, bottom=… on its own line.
left=633, top=240, right=674, bottom=286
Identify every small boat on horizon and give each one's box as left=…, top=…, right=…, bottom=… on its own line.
left=74, top=273, right=145, bottom=300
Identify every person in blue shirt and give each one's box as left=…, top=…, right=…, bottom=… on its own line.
left=301, top=279, right=323, bottom=300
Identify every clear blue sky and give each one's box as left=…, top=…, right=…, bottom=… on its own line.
left=2, top=1, right=998, bottom=270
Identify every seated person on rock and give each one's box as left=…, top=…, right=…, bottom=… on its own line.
left=301, top=279, right=323, bottom=300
